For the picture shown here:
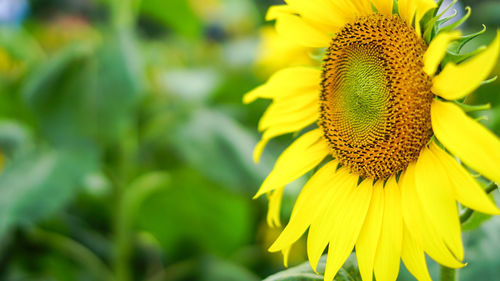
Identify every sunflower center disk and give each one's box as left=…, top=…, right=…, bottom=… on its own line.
left=320, top=14, right=433, bottom=180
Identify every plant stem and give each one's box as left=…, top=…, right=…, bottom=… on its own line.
left=440, top=266, right=456, bottom=281
left=114, top=179, right=131, bottom=281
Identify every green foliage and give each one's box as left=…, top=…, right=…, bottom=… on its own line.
left=263, top=254, right=361, bottom=281
left=140, top=0, right=202, bottom=38
left=138, top=169, right=253, bottom=257
left=170, top=108, right=264, bottom=191
left=0, top=0, right=499, bottom=280
left=0, top=148, right=96, bottom=237
left=21, top=31, right=142, bottom=146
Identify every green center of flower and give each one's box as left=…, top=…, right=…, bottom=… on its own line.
left=319, top=14, right=434, bottom=180
left=335, top=45, right=389, bottom=144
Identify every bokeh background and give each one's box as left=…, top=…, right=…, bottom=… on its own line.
left=0, top=0, right=499, bottom=280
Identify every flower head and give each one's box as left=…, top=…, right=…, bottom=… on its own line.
left=245, top=1, right=500, bottom=281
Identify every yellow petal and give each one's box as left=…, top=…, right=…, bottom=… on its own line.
left=284, top=0, right=347, bottom=31
left=423, top=31, right=462, bottom=76
left=266, top=5, right=297, bottom=21
left=372, top=0, right=393, bottom=16
left=267, top=186, right=285, bottom=227
left=243, top=67, right=320, bottom=104
left=429, top=142, right=500, bottom=215
left=400, top=164, right=464, bottom=268
left=269, top=161, right=338, bottom=252
left=255, top=129, right=329, bottom=197
left=257, top=25, right=312, bottom=75
left=253, top=113, right=318, bottom=162
left=282, top=246, right=291, bottom=267
left=432, top=30, right=500, bottom=100
left=258, top=89, right=317, bottom=131
left=414, top=0, right=437, bottom=37
left=398, top=0, right=413, bottom=26
left=323, top=179, right=373, bottom=281
left=374, top=177, right=402, bottom=281
left=350, top=0, right=373, bottom=16
left=401, top=225, right=432, bottom=281
left=356, top=180, right=384, bottom=281
left=414, top=147, right=464, bottom=261
left=331, top=0, right=359, bottom=21
left=307, top=168, right=359, bottom=271
left=274, top=13, right=331, bottom=48
left=399, top=0, right=436, bottom=35
left=431, top=100, right=500, bottom=184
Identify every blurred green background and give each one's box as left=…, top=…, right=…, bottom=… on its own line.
left=0, top=0, right=498, bottom=280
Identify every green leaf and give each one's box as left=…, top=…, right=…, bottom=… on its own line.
left=0, top=148, right=97, bottom=237
left=20, top=42, right=98, bottom=146
left=170, top=109, right=265, bottom=192
left=140, top=0, right=202, bottom=39
left=90, top=30, right=144, bottom=143
left=21, top=30, right=143, bottom=146
left=200, top=256, right=260, bottom=281
left=137, top=169, right=252, bottom=257
left=0, top=27, right=45, bottom=65
left=0, top=120, right=34, bottom=158
left=263, top=254, right=362, bottom=281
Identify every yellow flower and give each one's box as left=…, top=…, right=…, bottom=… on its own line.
left=245, top=1, right=500, bottom=281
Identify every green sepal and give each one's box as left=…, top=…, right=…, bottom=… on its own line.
left=452, top=101, right=491, bottom=113
left=435, top=10, right=458, bottom=28
left=392, top=0, right=398, bottom=15
left=448, top=25, right=487, bottom=53
left=441, top=45, right=486, bottom=65
left=474, top=115, right=489, bottom=122
left=419, top=8, right=438, bottom=44
left=439, top=6, right=471, bottom=34
left=481, top=76, right=498, bottom=86
left=423, top=0, right=458, bottom=43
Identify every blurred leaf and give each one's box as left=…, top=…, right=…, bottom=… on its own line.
left=0, top=27, right=45, bottom=64
left=161, top=68, right=221, bottom=103
left=21, top=29, right=143, bottom=146
left=263, top=254, right=362, bottom=281
left=200, top=256, right=260, bottom=281
left=0, top=148, right=97, bottom=237
left=140, top=0, right=202, bottom=38
left=137, top=169, right=253, bottom=257
left=115, top=171, right=171, bottom=266
left=462, top=211, right=493, bottom=231
left=21, top=42, right=98, bottom=146
left=0, top=120, right=34, bottom=157
left=91, top=30, right=144, bottom=143
left=123, top=171, right=171, bottom=220
left=462, top=217, right=500, bottom=280
left=171, top=108, right=264, bottom=192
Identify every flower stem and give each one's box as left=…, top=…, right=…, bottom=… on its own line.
left=440, top=266, right=456, bottom=281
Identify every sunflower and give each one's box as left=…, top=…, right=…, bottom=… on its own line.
left=245, top=1, right=500, bottom=281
